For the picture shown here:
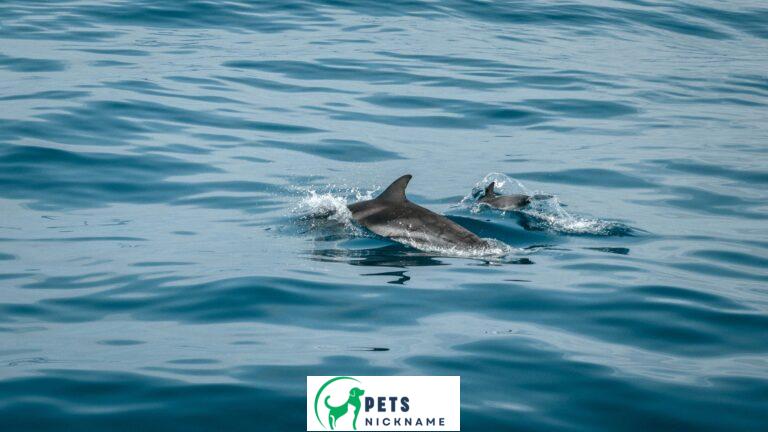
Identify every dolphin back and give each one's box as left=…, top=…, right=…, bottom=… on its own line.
left=346, top=174, right=490, bottom=251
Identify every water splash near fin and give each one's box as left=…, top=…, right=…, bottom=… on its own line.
left=460, top=173, right=635, bottom=236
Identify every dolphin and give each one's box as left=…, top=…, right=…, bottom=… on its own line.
left=347, top=174, right=490, bottom=251
left=478, top=182, right=532, bottom=210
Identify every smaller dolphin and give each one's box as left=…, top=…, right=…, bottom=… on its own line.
left=478, top=182, right=531, bottom=210
left=347, top=175, right=490, bottom=251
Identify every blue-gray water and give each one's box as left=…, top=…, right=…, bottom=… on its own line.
left=1, top=1, right=767, bottom=430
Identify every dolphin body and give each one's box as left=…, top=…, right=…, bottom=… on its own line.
left=347, top=175, right=490, bottom=251
left=478, top=182, right=532, bottom=210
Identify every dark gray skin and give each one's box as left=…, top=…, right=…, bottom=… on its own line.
left=348, top=175, right=490, bottom=251
left=478, top=182, right=531, bottom=210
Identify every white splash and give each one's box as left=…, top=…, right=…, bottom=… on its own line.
left=524, top=196, right=623, bottom=235
left=460, top=173, right=631, bottom=236
left=291, top=185, right=375, bottom=234
left=295, top=190, right=353, bottom=223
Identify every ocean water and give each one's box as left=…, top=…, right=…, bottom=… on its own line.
left=1, top=0, right=767, bottom=430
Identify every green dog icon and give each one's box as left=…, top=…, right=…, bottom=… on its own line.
left=325, top=387, right=365, bottom=430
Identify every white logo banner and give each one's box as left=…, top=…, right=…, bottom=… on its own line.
left=307, top=376, right=460, bottom=431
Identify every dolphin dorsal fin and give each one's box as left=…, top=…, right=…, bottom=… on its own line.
left=484, top=182, right=496, bottom=197
left=378, top=174, right=412, bottom=202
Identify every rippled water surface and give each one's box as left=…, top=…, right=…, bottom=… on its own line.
left=1, top=1, right=768, bottom=430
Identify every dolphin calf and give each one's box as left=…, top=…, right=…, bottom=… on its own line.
left=347, top=174, right=490, bottom=251
left=478, top=182, right=531, bottom=210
